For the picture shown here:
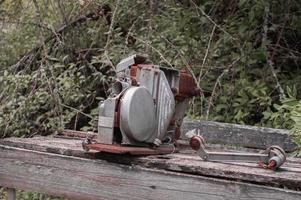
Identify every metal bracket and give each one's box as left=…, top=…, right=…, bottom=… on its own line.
left=82, top=137, right=176, bottom=155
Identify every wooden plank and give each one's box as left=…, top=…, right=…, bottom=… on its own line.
left=1, top=145, right=301, bottom=200
left=0, top=136, right=92, bottom=159
left=135, top=154, right=301, bottom=190
left=181, top=120, right=296, bottom=152
left=1, top=137, right=301, bottom=191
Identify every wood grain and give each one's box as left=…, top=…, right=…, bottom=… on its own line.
left=60, top=120, right=296, bottom=152
left=181, top=120, right=296, bottom=152
left=1, top=145, right=301, bottom=200
left=1, top=137, right=301, bottom=191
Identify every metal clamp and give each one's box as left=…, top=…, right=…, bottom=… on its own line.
left=185, top=129, right=286, bottom=170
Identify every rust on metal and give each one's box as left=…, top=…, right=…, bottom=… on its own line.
left=268, top=160, right=277, bottom=169
left=176, top=70, right=201, bottom=101
left=187, top=130, right=286, bottom=170
left=174, top=126, right=181, bottom=141
left=130, top=66, right=201, bottom=101
left=86, top=143, right=176, bottom=155
left=60, top=130, right=97, bottom=139
left=189, top=135, right=203, bottom=151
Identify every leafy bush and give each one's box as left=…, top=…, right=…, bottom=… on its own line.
left=263, top=86, right=301, bottom=155
left=0, top=188, right=64, bottom=200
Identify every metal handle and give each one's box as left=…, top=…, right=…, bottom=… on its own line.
left=186, top=129, right=286, bottom=170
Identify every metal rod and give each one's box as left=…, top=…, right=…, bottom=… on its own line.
left=6, top=188, right=16, bottom=200
left=187, top=130, right=287, bottom=169
left=206, top=152, right=269, bottom=163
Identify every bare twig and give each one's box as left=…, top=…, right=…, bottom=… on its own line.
left=205, top=57, right=240, bottom=119
left=158, top=35, right=206, bottom=117
left=103, top=0, right=121, bottom=70
left=205, top=70, right=227, bottom=120
left=131, top=35, right=174, bottom=68
left=123, top=16, right=141, bottom=54
left=159, top=35, right=199, bottom=83
left=60, top=103, right=93, bottom=119
left=11, top=5, right=110, bottom=72
left=197, top=24, right=216, bottom=84
left=56, top=0, right=68, bottom=25
left=146, top=0, right=156, bottom=54
left=156, top=34, right=208, bottom=117
left=32, top=0, right=64, bottom=127
left=190, top=0, right=236, bottom=41
left=262, top=3, right=285, bottom=100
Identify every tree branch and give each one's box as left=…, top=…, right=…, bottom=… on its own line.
left=11, top=5, right=111, bottom=72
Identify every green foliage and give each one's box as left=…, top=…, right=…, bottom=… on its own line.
left=212, top=79, right=272, bottom=125
left=0, top=188, right=65, bottom=200
left=262, top=86, right=298, bottom=129
left=290, top=103, right=301, bottom=155
left=0, top=58, right=113, bottom=137
left=262, top=86, right=301, bottom=155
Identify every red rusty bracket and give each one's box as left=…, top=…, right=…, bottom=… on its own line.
left=83, top=138, right=176, bottom=155
left=175, top=70, right=201, bottom=101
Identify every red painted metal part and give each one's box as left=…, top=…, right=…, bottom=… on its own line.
left=130, top=65, right=200, bottom=101
left=87, top=143, right=176, bottom=155
left=189, top=136, right=202, bottom=151
left=61, top=130, right=97, bottom=139
left=268, top=160, right=277, bottom=169
left=176, top=70, right=200, bottom=100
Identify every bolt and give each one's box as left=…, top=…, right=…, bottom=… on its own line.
left=190, top=136, right=202, bottom=151
left=153, top=138, right=162, bottom=147
left=82, top=138, right=91, bottom=152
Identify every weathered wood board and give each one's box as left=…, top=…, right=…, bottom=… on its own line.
left=1, top=137, right=301, bottom=191
left=1, top=143, right=301, bottom=200
left=0, top=119, right=300, bottom=199
left=182, top=120, right=296, bottom=152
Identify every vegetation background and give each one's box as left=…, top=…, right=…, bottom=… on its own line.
left=0, top=0, right=300, bottom=198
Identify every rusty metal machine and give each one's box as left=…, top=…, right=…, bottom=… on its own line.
left=82, top=55, right=286, bottom=170
left=82, top=54, right=200, bottom=155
